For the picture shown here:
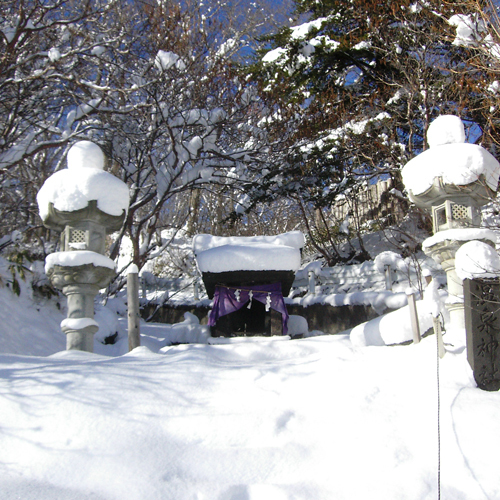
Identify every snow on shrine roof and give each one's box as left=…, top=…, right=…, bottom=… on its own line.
left=193, top=231, right=305, bottom=253
left=37, top=141, right=129, bottom=221
left=401, top=115, right=500, bottom=196
left=193, top=231, right=304, bottom=274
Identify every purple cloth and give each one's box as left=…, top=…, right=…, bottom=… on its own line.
left=209, top=282, right=289, bottom=335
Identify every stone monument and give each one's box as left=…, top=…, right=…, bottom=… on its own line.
left=37, top=141, right=129, bottom=352
left=456, top=240, right=500, bottom=390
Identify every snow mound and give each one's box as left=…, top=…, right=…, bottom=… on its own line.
left=351, top=277, right=449, bottom=347
left=193, top=231, right=304, bottom=273
left=401, top=115, right=500, bottom=196
left=402, top=143, right=500, bottom=195
left=196, top=243, right=301, bottom=273
left=193, top=231, right=305, bottom=253
left=37, top=141, right=129, bottom=220
left=455, top=240, right=500, bottom=280
left=427, top=114, right=465, bottom=147
left=350, top=298, right=449, bottom=347
left=288, top=315, right=309, bottom=336
left=374, top=251, right=406, bottom=273
left=45, top=251, right=116, bottom=273
left=61, top=318, right=98, bottom=330
left=67, top=141, right=105, bottom=170
left=422, top=228, right=497, bottom=250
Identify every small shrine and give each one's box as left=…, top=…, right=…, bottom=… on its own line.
left=193, top=232, right=304, bottom=337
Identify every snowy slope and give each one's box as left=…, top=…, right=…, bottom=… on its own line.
left=0, top=259, right=499, bottom=499
left=0, top=335, right=499, bottom=500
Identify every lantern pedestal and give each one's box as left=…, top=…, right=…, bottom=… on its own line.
left=424, top=238, right=465, bottom=329
left=64, top=324, right=98, bottom=352
left=47, top=263, right=116, bottom=352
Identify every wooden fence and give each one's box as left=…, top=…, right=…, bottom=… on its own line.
left=332, top=178, right=406, bottom=226
left=292, top=261, right=421, bottom=296
left=139, top=260, right=427, bottom=304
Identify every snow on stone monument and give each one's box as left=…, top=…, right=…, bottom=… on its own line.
left=37, top=141, right=129, bottom=352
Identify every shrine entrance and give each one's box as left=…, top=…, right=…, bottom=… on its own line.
left=207, top=282, right=289, bottom=338
left=212, top=300, right=268, bottom=337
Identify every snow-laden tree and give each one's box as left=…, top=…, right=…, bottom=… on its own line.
left=446, top=0, right=500, bottom=148
left=0, top=0, right=280, bottom=270
left=439, top=0, right=500, bottom=236
left=245, top=0, right=491, bottom=264
left=0, top=0, right=107, bottom=244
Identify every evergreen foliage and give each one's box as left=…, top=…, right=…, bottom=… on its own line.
left=242, top=0, right=495, bottom=263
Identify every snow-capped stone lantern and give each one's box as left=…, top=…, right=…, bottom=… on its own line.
left=402, top=115, right=500, bottom=330
left=37, top=141, right=129, bottom=352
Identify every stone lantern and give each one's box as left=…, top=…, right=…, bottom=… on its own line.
left=402, top=115, right=500, bottom=330
left=37, top=141, right=129, bottom=352
left=432, top=200, right=481, bottom=233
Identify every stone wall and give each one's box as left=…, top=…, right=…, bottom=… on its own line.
left=141, top=303, right=210, bottom=325
left=287, top=303, right=380, bottom=335
left=141, top=302, right=381, bottom=336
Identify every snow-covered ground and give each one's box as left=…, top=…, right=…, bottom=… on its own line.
left=1, top=260, right=500, bottom=500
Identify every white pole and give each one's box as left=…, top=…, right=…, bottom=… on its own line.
left=406, top=290, right=421, bottom=344
left=308, top=271, right=316, bottom=295
left=433, top=317, right=446, bottom=358
left=384, top=264, right=393, bottom=291
left=127, top=264, right=141, bottom=351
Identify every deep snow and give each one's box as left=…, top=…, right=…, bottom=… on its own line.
left=0, top=264, right=499, bottom=500
left=193, top=232, right=304, bottom=273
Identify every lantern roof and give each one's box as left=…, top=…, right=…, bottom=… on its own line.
left=37, top=141, right=129, bottom=223
left=401, top=116, right=500, bottom=207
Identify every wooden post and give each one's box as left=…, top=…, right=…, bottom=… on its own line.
left=433, top=316, right=445, bottom=359
left=308, top=271, right=316, bottom=295
left=406, top=290, right=421, bottom=344
left=384, top=265, right=393, bottom=291
left=127, top=264, right=141, bottom=351
left=193, top=279, right=200, bottom=301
